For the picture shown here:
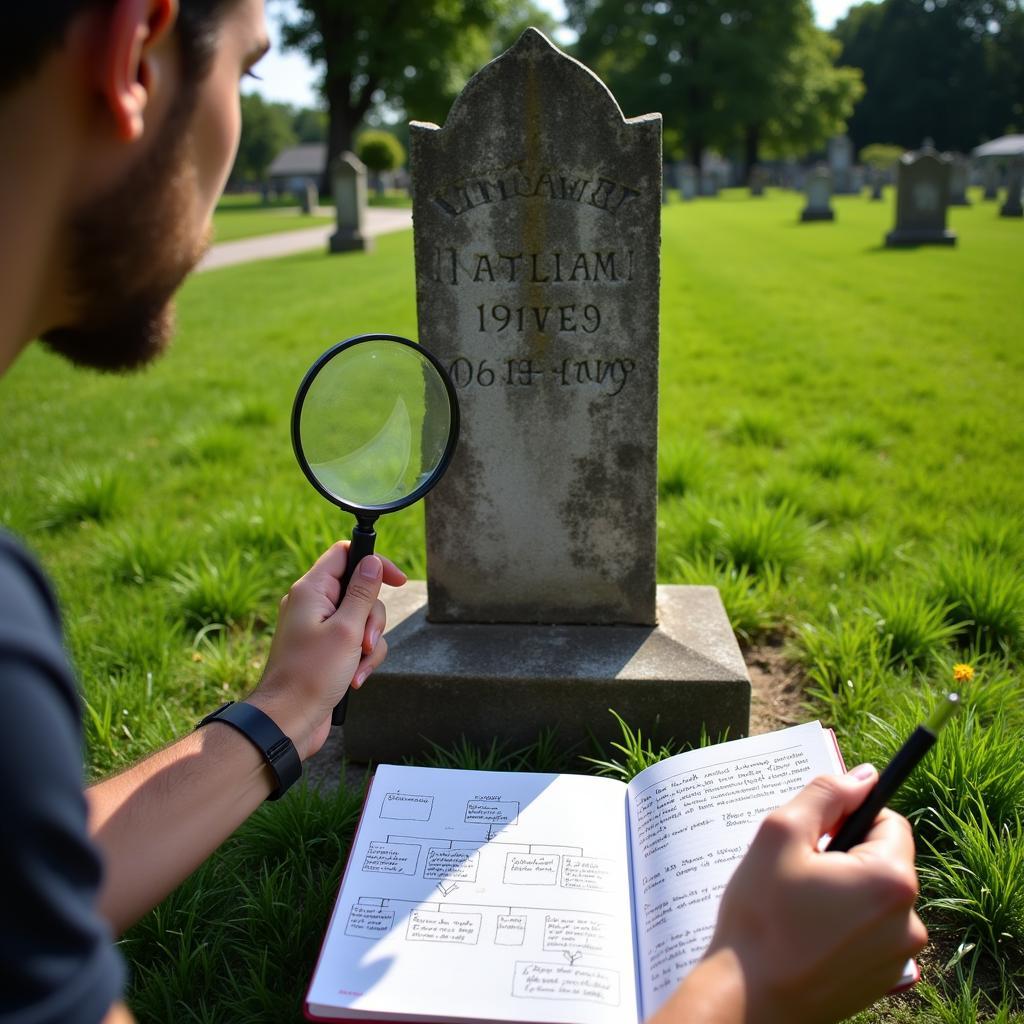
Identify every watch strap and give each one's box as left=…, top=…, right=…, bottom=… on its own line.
left=196, top=701, right=302, bottom=801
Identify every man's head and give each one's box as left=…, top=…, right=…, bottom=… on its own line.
left=1, top=0, right=269, bottom=371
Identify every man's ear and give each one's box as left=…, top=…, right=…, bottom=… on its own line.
left=99, top=0, right=178, bottom=141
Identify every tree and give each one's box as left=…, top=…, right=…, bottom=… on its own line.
left=356, top=129, right=406, bottom=194
left=278, top=0, right=547, bottom=177
left=232, top=93, right=296, bottom=184
left=565, top=0, right=862, bottom=180
left=292, top=106, right=328, bottom=143
left=754, top=24, right=864, bottom=162
left=834, top=0, right=1024, bottom=152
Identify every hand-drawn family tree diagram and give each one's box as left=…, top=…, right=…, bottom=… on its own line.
left=325, top=768, right=636, bottom=1016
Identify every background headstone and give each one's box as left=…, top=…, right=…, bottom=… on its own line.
left=869, top=168, right=885, bottom=201
left=885, top=147, right=957, bottom=246
left=949, top=154, right=971, bottom=206
left=328, top=152, right=371, bottom=253
left=800, top=165, right=835, bottom=221
left=1000, top=157, right=1023, bottom=217
left=982, top=161, right=999, bottom=200
left=678, top=162, right=697, bottom=200
left=300, top=179, right=319, bottom=214
left=749, top=165, right=766, bottom=196
left=828, top=134, right=854, bottom=193
left=344, top=29, right=750, bottom=761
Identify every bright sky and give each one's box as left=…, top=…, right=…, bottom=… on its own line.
left=248, top=1, right=859, bottom=110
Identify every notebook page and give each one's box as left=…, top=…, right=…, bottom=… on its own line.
left=625, top=723, right=842, bottom=1018
left=307, top=764, right=639, bottom=1024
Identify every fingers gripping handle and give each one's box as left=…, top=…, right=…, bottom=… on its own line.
left=331, top=521, right=378, bottom=726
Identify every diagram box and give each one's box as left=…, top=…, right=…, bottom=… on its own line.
left=560, top=856, right=614, bottom=892
left=380, top=792, right=433, bottom=820
left=542, top=913, right=612, bottom=955
left=513, top=962, right=621, bottom=1006
left=495, top=914, right=528, bottom=946
left=465, top=799, right=519, bottom=825
left=504, top=852, right=559, bottom=885
left=407, top=910, right=482, bottom=944
left=423, top=847, right=480, bottom=882
left=362, top=840, right=421, bottom=875
left=345, top=904, right=396, bottom=939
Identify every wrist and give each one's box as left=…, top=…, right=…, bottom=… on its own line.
left=245, top=687, right=317, bottom=761
left=196, top=700, right=302, bottom=800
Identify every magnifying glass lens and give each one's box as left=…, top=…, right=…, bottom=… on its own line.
left=298, top=340, right=454, bottom=508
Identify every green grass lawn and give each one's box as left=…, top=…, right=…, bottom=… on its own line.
left=1, top=188, right=1021, bottom=1022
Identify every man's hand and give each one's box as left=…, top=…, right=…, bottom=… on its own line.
left=248, top=541, right=407, bottom=760
left=653, top=766, right=928, bottom=1024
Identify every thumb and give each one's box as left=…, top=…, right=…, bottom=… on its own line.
left=334, top=554, right=383, bottom=637
left=782, top=765, right=878, bottom=846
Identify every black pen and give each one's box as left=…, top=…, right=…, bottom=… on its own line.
left=826, top=693, right=960, bottom=853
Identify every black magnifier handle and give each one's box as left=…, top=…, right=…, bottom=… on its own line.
left=332, top=519, right=378, bottom=726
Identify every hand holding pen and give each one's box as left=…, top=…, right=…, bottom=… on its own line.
left=826, top=692, right=960, bottom=853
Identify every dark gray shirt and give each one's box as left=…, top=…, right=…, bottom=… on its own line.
left=0, top=532, right=125, bottom=1023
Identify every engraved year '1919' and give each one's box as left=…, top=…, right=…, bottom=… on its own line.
left=477, top=303, right=601, bottom=334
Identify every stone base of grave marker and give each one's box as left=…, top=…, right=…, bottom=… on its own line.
left=343, top=581, right=751, bottom=762
left=800, top=208, right=835, bottom=222
left=884, top=226, right=957, bottom=246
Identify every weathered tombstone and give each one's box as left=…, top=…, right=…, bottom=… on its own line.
left=869, top=168, right=885, bottom=201
left=749, top=164, right=766, bottom=196
left=850, top=165, right=866, bottom=193
left=885, top=147, right=957, bottom=246
left=800, top=165, right=835, bottom=221
left=949, top=154, right=971, bottom=206
left=299, top=179, right=319, bottom=214
left=678, top=162, right=697, bottom=200
left=328, top=152, right=371, bottom=253
left=982, top=162, right=999, bottom=200
left=828, top=134, right=854, bottom=193
left=343, top=29, right=749, bottom=761
left=700, top=172, right=719, bottom=197
left=1000, top=157, right=1023, bottom=218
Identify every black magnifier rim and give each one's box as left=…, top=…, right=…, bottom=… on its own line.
left=291, top=333, right=460, bottom=517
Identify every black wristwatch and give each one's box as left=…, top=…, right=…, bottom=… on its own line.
left=196, top=701, right=302, bottom=801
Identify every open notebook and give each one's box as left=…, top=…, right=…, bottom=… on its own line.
left=305, top=721, right=917, bottom=1023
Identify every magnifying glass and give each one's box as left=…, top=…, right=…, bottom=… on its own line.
left=291, top=333, right=460, bottom=725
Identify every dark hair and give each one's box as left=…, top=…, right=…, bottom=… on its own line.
left=1, top=1, right=239, bottom=94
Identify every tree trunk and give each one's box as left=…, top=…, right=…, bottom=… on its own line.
left=743, top=124, right=761, bottom=184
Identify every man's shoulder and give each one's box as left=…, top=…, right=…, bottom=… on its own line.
left=0, top=529, right=61, bottom=623
left=0, top=529, right=79, bottom=716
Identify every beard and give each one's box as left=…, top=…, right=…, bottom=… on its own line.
left=40, top=83, right=212, bottom=373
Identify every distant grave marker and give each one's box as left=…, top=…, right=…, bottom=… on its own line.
left=1000, top=157, right=1023, bottom=218
left=800, top=166, right=835, bottom=222
left=885, top=147, right=956, bottom=247
left=329, top=152, right=371, bottom=253
left=949, top=154, right=971, bottom=206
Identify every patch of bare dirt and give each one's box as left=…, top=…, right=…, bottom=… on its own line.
left=744, top=638, right=807, bottom=735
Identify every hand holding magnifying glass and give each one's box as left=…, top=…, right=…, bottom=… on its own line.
left=291, top=334, right=460, bottom=725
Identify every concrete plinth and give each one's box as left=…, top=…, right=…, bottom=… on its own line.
left=343, top=582, right=751, bottom=763
left=885, top=228, right=957, bottom=247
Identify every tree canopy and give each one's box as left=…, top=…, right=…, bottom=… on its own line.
left=833, top=0, right=1024, bottom=152
left=232, top=93, right=297, bottom=183
left=277, top=0, right=557, bottom=175
left=564, top=0, right=863, bottom=176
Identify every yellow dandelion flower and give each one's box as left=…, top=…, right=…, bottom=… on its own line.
left=952, top=663, right=974, bottom=683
